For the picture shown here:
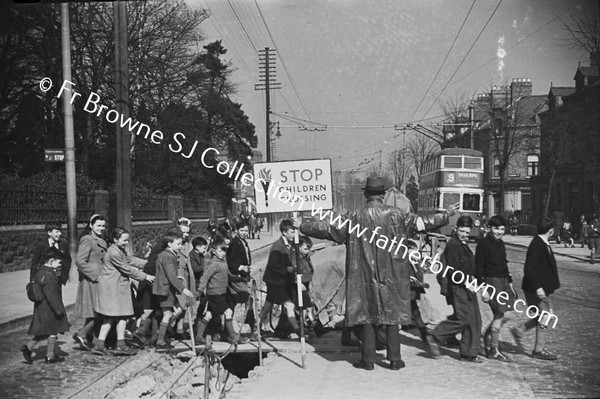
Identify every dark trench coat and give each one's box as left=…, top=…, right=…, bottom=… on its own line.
left=28, top=266, right=70, bottom=336
left=301, top=197, right=448, bottom=327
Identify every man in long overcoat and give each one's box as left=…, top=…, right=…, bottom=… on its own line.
left=300, top=177, right=457, bottom=370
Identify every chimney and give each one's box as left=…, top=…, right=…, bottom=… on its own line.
left=511, top=78, right=532, bottom=103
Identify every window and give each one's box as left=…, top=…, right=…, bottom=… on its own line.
left=464, top=157, right=483, bottom=170
left=463, top=194, right=481, bottom=211
left=443, top=156, right=462, bottom=168
left=493, top=157, right=500, bottom=178
left=527, top=154, right=539, bottom=176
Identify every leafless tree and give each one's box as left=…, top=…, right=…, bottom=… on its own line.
left=406, top=134, right=439, bottom=181
left=408, top=91, right=472, bottom=147
left=561, top=9, right=600, bottom=74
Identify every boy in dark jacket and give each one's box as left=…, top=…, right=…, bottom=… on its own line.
left=258, top=219, right=301, bottom=338
left=511, top=216, right=560, bottom=360
left=21, top=248, right=70, bottom=364
left=152, top=230, right=195, bottom=351
left=475, top=215, right=517, bottom=362
left=430, top=216, right=482, bottom=362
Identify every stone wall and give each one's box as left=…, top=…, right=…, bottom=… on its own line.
left=0, top=219, right=212, bottom=274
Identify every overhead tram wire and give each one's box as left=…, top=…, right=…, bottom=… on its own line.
left=226, top=0, right=259, bottom=55
left=254, top=0, right=312, bottom=120
left=201, top=2, right=256, bottom=78
left=406, top=0, right=476, bottom=123
left=420, top=0, right=504, bottom=121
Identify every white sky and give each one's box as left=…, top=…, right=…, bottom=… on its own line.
left=187, top=0, right=592, bottom=176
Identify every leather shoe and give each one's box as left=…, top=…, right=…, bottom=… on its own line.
left=73, top=333, right=91, bottom=351
left=389, top=360, right=405, bottom=370
left=45, top=356, right=65, bottom=364
left=531, top=349, right=557, bottom=361
left=20, top=345, right=33, bottom=364
left=352, top=360, right=374, bottom=371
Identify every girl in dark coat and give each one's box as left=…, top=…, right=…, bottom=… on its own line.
left=20, top=248, right=70, bottom=364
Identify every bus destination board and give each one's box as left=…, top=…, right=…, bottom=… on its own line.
left=439, top=171, right=482, bottom=188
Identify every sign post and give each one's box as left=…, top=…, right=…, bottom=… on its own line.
left=252, top=159, right=333, bottom=369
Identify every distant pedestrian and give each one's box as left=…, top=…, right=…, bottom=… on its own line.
left=475, top=215, right=516, bottom=362
left=511, top=216, right=560, bottom=360
left=579, top=215, right=589, bottom=248
left=152, top=229, right=195, bottom=351
left=91, top=227, right=154, bottom=356
left=429, top=216, right=482, bottom=363
left=30, top=221, right=71, bottom=286
left=21, top=248, right=70, bottom=364
left=588, top=215, right=600, bottom=264
left=73, top=214, right=107, bottom=351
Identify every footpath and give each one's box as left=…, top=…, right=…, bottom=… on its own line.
left=0, top=231, right=277, bottom=332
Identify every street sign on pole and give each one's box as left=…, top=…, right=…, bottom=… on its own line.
left=44, top=149, right=65, bottom=162
left=252, top=159, right=333, bottom=214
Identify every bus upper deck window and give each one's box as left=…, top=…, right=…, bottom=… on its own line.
left=463, top=194, right=481, bottom=211
left=443, top=156, right=462, bottom=168
left=464, top=157, right=483, bottom=170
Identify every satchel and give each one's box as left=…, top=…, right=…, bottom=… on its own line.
left=228, top=279, right=250, bottom=296
left=26, top=282, right=44, bottom=302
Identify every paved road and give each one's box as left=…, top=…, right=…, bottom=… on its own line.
left=228, top=244, right=600, bottom=399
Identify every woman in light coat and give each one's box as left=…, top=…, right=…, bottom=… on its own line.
left=73, top=214, right=107, bottom=350
left=92, top=227, right=154, bottom=355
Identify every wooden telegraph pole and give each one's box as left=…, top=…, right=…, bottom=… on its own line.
left=59, top=3, right=78, bottom=282
left=255, top=47, right=281, bottom=162
left=114, top=1, right=132, bottom=231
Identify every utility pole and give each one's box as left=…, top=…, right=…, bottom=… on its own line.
left=469, top=101, right=474, bottom=149
left=255, top=47, right=281, bottom=162
left=379, top=149, right=382, bottom=175
left=114, top=0, right=132, bottom=230
left=60, top=3, right=78, bottom=282
left=402, top=128, right=407, bottom=194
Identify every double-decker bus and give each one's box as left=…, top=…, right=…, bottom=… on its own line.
left=418, top=148, right=485, bottom=238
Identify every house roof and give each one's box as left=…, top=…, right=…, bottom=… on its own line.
left=549, top=86, right=575, bottom=97
left=514, top=95, right=547, bottom=120
left=575, top=66, right=600, bottom=78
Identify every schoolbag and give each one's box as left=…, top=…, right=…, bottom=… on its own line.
left=26, top=281, right=44, bottom=302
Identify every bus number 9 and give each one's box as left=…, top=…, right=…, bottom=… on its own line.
left=448, top=173, right=455, bottom=183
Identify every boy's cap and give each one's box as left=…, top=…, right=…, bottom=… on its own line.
left=44, top=247, right=63, bottom=262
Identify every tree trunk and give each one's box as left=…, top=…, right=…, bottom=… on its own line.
left=499, top=168, right=506, bottom=215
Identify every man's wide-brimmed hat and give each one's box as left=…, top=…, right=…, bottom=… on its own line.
left=361, top=177, right=386, bottom=193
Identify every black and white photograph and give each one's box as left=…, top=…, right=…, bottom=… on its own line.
left=0, top=0, right=599, bottom=398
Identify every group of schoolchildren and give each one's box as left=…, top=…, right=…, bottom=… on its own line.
left=424, top=214, right=560, bottom=363
left=21, top=215, right=317, bottom=364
